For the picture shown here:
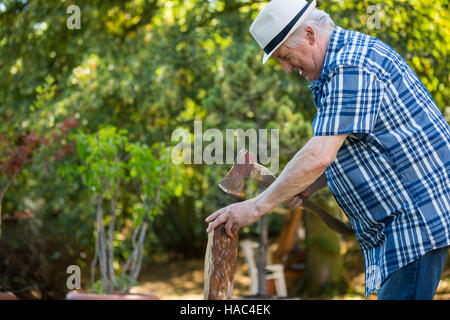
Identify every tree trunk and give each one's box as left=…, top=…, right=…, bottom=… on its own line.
left=95, top=195, right=109, bottom=293
left=107, top=178, right=120, bottom=289
left=291, top=195, right=348, bottom=297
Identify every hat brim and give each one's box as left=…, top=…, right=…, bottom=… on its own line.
left=263, top=52, right=270, bottom=64
left=262, top=0, right=316, bottom=64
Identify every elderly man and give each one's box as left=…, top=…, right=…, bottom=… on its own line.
left=205, top=0, right=450, bottom=300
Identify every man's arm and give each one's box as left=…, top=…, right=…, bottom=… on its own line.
left=253, top=134, right=348, bottom=215
left=285, top=172, right=328, bottom=208
left=206, top=134, right=348, bottom=237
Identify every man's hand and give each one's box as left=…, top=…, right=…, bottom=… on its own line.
left=205, top=198, right=261, bottom=238
left=284, top=194, right=305, bottom=209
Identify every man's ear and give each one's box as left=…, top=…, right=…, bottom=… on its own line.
left=305, top=26, right=316, bottom=46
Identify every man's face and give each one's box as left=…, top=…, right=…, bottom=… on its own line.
left=272, top=27, right=324, bottom=81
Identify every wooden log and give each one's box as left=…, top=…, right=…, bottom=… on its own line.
left=204, top=224, right=239, bottom=300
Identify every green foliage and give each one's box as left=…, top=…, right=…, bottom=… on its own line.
left=67, top=126, right=183, bottom=292
left=127, top=142, right=184, bottom=219
left=72, top=126, right=183, bottom=219
left=74, top=126, right=128, bottom=196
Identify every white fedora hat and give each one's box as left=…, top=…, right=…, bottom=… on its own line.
left=250, top=0, right=316, bottom=64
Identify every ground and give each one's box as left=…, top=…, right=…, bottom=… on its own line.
left=130, top=256, right=250, bottom=300
left=131, top=245, right=450, bottom=300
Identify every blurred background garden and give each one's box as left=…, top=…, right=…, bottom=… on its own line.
left=0, top=0, right=449, bottom=299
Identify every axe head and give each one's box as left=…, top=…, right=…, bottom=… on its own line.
left=219, top=149, right=256, bottom=198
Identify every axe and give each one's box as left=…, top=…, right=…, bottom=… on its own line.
left=219, top=149, right=352, bottom=235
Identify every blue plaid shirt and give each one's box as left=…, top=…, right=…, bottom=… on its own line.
left=309, top=27, right=450, bottom=296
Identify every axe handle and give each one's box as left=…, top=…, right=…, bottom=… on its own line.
left=299, top=196, right=352, bottom=235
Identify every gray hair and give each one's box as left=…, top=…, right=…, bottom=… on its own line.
left=285, top=8, right=335, bottom=48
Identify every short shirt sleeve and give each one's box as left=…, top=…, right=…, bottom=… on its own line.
left=312, top=66, right=384, bottom=136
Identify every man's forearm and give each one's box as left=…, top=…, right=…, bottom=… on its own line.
left=253, top=135, right=347, bottom=216
left=253, top=141, right=328, bottom=215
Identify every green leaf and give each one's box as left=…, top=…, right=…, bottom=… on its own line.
left=174, top=184, right=183, bottom=197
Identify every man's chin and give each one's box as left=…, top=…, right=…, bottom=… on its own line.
left=300, top=72, right=311, bottom=81
left=302, top=73, right=318, bottom=82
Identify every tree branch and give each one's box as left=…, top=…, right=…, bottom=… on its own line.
left=122, top=179, right=164, bottom=293
left=95, top=194, right=109, bottom=293
left=107, top=174, right=121, bottom=290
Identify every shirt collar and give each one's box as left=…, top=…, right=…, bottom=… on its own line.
left=309, top=26, right=346, bottom=92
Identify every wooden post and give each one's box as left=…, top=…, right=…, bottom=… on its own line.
left=273, top=208, right=303, bottom=264
left=204, top=224, right=239, bottom=300
left=257, top=214, right=268, bottom=296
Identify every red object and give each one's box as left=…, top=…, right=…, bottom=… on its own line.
left=0, top=292, right=18, bottom=300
